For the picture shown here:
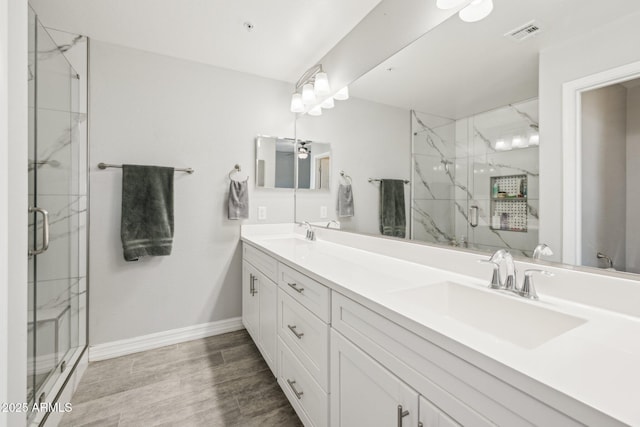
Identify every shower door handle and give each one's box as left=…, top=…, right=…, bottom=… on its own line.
left=469, top=205, right=479, bottom=228
left=29, top=206, right=50, bottom=256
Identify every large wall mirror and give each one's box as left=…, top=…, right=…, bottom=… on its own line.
left=294, top=0, right=640, bottom=277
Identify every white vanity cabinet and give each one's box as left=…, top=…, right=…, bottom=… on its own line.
left=242, top=245, right=279, bottom=375
left=330, top=329, right=418, bottom=427
left=420, top=396, right=460, bottom=427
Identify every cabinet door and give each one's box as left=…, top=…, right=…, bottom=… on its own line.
left=419, top=396, right=460, bottom=427
left=331, top=330, right=418, bottom=427
left=242, top=261, right=260, bottom=341
left=259, top=275, right=278, bottom=375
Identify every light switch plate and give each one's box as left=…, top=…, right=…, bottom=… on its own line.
left=258, top=206, right=267, bottom=221
left=320, top=206, right=328, bottom=219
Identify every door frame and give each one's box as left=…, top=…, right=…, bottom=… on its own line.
left=561, top=59, right=640, bottom=265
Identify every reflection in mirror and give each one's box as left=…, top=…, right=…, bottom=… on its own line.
left=296, top=141, right=331, bottom=191
left=294, top=0, right=640, bottom=276
left=255, top=135, right=296, bottom=189
left=579, top=78, right=640, bottom=274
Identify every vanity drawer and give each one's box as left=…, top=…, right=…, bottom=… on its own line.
left=243, top=243, right=278, bottom=283
left=278, top=337, right=328, bottom=427
left=279, top=291, right=329, bottom=391
left=332, top=292, right=583, bottom=427
left=279, top=262, right=330, bottom=323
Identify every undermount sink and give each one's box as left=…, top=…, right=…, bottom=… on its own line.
left=388, top=281, right=587, bottom=349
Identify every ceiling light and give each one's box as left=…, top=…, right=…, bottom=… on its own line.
left=459, top=0, right=493, bottom=23
left=298, top=144, right=309, bottom=159
left=495, top=139, right=512, bottom=151
left=314, top=72, right=331, bottom=96
left=334, top=86, right=349, bottom=101
left=436, top=0, right=468, bottom=10
left=309, top=105, right=322, bottom=116
left=321, top=97, right=335, bottom=109
left=290, top=93, right=304, bottom=113
left=512, top=135, right=528, bottom=148
left=302, top=84, right=316, bottom=105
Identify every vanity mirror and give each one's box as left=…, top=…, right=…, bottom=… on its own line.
left=294, top=0, right=640, bottom=275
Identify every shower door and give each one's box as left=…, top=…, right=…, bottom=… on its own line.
left=27, top=7, right=87, bottom=418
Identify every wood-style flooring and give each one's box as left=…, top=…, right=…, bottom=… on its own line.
left=59, top=329, right=302, bottom=427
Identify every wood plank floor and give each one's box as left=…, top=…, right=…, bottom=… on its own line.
left=59, top=329, right=303, bottom=427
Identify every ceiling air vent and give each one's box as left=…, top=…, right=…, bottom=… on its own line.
left=505, top=20, right=542, bottom=42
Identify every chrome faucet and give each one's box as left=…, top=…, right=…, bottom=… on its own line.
left=533, top=243, right=553, bottom=260
left=519, top=269, right=554, bottom=300
left=479, top=249, right=516, bottom=291
left=597, top=252, right=613, bottom=269
left=325, top=220, right=339, bottom=229
left=300, top=221, right=316, bottom=241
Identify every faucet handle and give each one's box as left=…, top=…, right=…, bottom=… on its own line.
left=478, top=259, right=502, bottom=289
left=519, top=269, right=554, bottom=300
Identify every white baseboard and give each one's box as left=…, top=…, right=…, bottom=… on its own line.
left=88, top=317, right=244, bottom=362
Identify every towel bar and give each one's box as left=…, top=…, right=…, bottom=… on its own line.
left=98, top=162, right=194, bottom=174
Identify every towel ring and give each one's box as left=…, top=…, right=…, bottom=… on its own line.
left=229, top=164, right=248, bottom=182
left=339, top=170, right=352, bottom=184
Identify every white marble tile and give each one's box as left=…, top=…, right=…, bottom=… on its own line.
left=412, top=200, right=455, bottom=244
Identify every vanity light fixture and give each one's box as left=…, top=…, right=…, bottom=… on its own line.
left=512, top=135, right=529, bottom=149
left=334, top=86, right=349, bottom=101
left=321, top=97, right=335, bottom=109
left=459, top=0, right=494, bottom=22
left=309, top=105, right=323, bottom=116
left=437, top=0, right=494, bottom=23
left=302, top=83, right=316, bottom=105
left=529, top=132, right=540, bottom=146
left=495, top=139, right=511, bottom=151
left=290, top=93, right=304, bottom=113
left=290, top=64, right=349, bottom=114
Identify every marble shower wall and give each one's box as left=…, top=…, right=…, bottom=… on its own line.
left=412, top=99, right=539, bottom=257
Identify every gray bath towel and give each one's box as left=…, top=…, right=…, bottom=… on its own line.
left=379, top=179, right=406, bottom=238
left=337, top=184, right=354, bottom=217
left=121, top=165, right=175, bottom=262
left=228, top=179, right=249, bottom=220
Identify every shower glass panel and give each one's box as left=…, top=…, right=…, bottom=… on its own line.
left=27, top=6, right=87, bottom=419
left=411, top=100, right=539, bottom=256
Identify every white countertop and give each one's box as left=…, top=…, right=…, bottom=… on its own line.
left=241, top=225, right=640, bottom=426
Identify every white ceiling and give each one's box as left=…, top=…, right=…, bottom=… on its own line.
left=350, top=0, right=640, bottom=120
left=29, top=0, right=382, bottom=83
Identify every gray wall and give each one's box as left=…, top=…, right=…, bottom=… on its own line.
left=89, top=41, right=295, bottom=345
left=581, top=85, right=627, bottom=270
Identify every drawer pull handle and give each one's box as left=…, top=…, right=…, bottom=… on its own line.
left=287, top=379, right=304, bottom=399
left=250, top=274, right=258, bottom=296
left=397, top=405, right=409, bottom=427
left=287, top=282, right=304, bottom=293
left=287, top=324, right=304, bottom=339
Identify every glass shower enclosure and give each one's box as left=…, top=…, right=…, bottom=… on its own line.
left=27, top=6, right=88, bottom=422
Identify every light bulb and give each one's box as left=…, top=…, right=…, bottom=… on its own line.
left=334, top=86, right=349, bottom=101
left=436, top=0, right=468, bottom=10
left=512, top=135, right=528, bottom=148
left=290, top=93, right=304, bottom=113
left=529, top=133, right=540, bottom=146
left=314, top=72, right=331, bottom=96
left=302, top=84, right=316, bottom=105
left=321, top=97, right=335, bottom=109
left=459, top=0, right=493, bottom=22
left=309, top=105, right=322, bottom=116
left=495, top=139, right=511, bottom=151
